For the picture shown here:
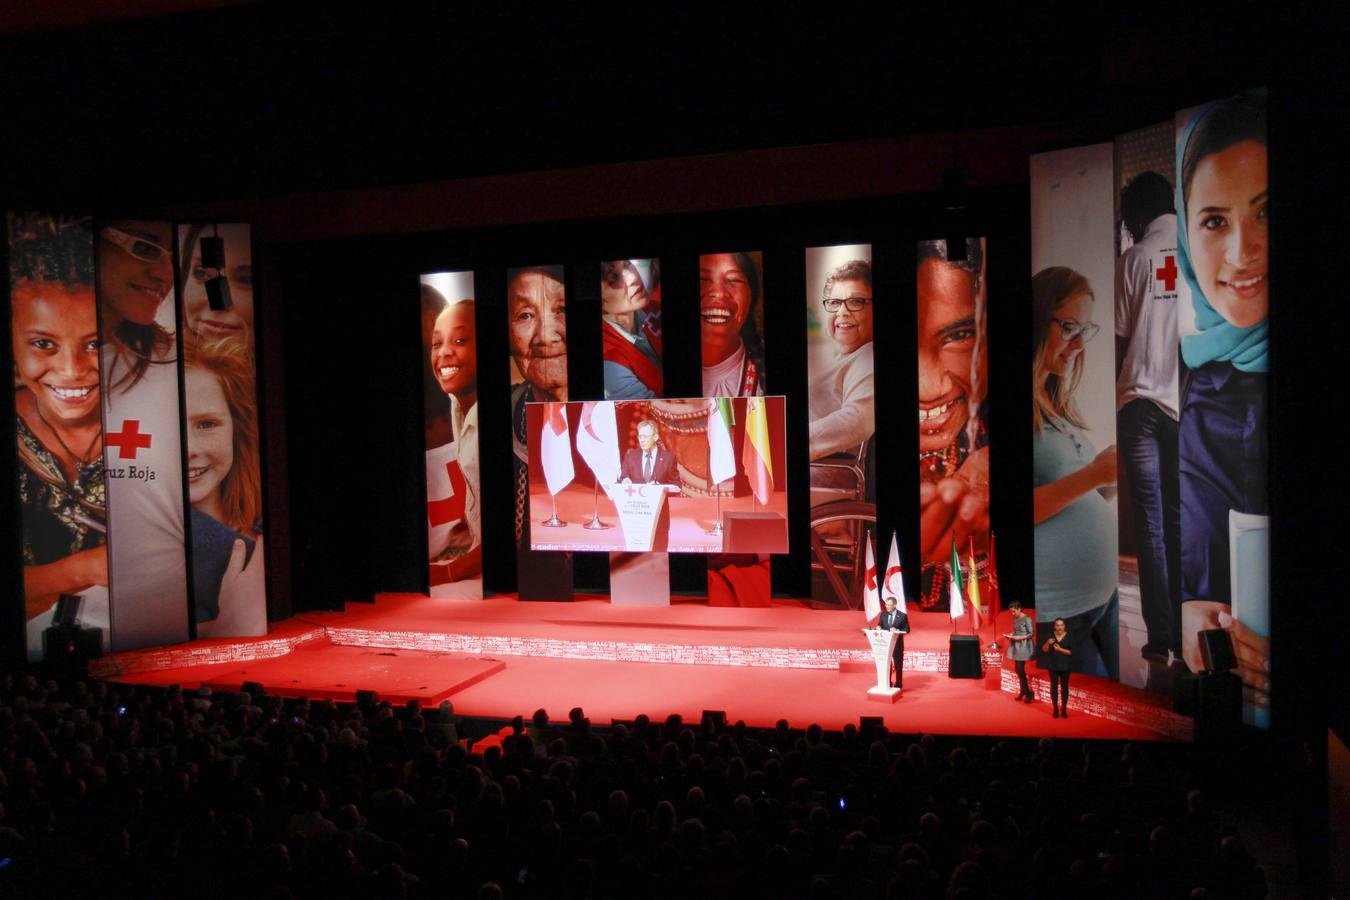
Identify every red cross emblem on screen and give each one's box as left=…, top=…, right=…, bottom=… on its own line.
left=105, top=419, right=153, bottom=460
left=427, top=460, right=468, bottom=527
left=1156, top=255, right=1178, bottom=292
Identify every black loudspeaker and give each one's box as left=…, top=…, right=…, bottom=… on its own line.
left=1197, top=628, right=1238, bottom=674
left=42, top=624, right=103, bottom=676
left=241, top=681, right=265, bottom=697
left=199, top=235, right=226, bottom=269
left=355, top=690, right=379, bottom=707
left=948, top=635, right=983, bottom=678
left=701, top=710, right=726, bottom=731
left=205, top=274, right=232, bottom=311
left=1194, top=671, right=1243, bottom=744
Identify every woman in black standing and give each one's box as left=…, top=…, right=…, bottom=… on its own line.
left=1042, top=617, right=1074, bottom=718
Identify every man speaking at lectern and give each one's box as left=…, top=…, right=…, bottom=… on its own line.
left=619, top=420, right=677, bottom=486
left=879, top=595, right=910, bottom=689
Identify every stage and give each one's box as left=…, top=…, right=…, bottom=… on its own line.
left=94, top=594, right=1190, bottom=741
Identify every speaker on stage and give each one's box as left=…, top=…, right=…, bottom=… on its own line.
left=948, top=635, right=982, bottom=678
left=1194, top=670, right=1242, bottom=744
left=1197, top=628, right=1238, bottom=673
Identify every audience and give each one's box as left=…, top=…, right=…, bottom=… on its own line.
left=0, top=672, right=1270, bottom=898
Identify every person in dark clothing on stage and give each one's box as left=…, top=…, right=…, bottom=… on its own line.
left=618, top=419, right=677, bottom=485
left=1042, top=617, right=1074, bottom=718
left=879, top=595, right=910, bottom=689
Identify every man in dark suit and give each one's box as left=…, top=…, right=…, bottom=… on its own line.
left=878, top=595, right=910, bottom=689
left=619, top=419, right=678, bottom=485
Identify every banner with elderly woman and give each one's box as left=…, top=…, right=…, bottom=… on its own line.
left=804, top=244, right=875, bottom=608
left=506, top=265, right=574, bottom=601
left=177, top=223, right=268, bottom=638
left=420, top=270, right=482, bottom=600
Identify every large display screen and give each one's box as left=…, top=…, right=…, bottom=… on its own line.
left=525, top=397, right=788, bottom=554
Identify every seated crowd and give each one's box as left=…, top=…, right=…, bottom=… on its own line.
left=0, top=672, right=1269, bottom=898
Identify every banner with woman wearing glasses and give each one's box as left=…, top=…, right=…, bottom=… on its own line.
left=805, top=245, right=875, bottom=607
left=177, top=223, right=268, bottom=638
left=1029, top=145, right=1121, bottom=683
left=96, top=219, right=191, bottom=650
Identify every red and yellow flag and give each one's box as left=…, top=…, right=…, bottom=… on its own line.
left=742, top=397, right=773, bottom=505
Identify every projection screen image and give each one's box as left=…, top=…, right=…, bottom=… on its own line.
left=525, top=397, right=788, bottom=554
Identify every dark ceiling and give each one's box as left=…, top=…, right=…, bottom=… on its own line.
left=0, top=2, right=1313, bottom=210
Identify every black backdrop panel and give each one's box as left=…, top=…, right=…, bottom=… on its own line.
left=270, top=187, right=1034, bottom=611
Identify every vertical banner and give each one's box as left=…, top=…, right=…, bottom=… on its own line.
left=97, top=220, right=190, bottom=650
left=700, top=251, right=765, bottom=398
left=804, top=245, right=876, bottom=607
left=506, top=266, right=574, bottom=600
left=8, top=214, right=109, bottom=661
left=700, top=251, right=769, bottom=606
left=1174, top=92, right=1269, bottom=726
left=177, top=224, right=267, bottom=637
left=600, top=259, right=670, bottom=603
left=915, top=239, right=991, bottom=616
left=1029, top=146, right=1121, bottom=682
left=1113, top=122, right=1183, bottom=689
left=421, top=272, right=482, bottom=598
left=602, top=259, right=662, bottom=400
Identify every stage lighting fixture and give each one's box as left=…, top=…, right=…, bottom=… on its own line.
left=205, top=274, right=232, bottom=311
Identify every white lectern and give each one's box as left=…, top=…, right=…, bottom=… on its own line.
left=601, top=481, right=677, bottom=552
left=863, top=628, right=902, bottom=702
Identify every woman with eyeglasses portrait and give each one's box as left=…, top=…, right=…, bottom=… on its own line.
left=808, top=258, right=874, bottom=461
left=95, top=218, right=194, bottom=647
left=1030, top=267, right=1120, bottom=680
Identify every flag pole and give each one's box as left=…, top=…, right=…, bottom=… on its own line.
left=707, top=480, right=723, bottom=535
left=542, top=493, right=566, bottom=528
left=583, top=478, right=610, bottom=530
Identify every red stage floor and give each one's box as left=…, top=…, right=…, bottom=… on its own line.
left=102, top=594, right=1186, bottom=741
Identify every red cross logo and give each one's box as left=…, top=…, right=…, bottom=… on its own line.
left=427, top=460, right=468, bottom=527
left=624, top=484, right=639, bottom=498
left=1156, top=255, right=1178, bottom=292
left=865, top=563, right=878, bottom=592
left=105, top=419, right=152, bottom=459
